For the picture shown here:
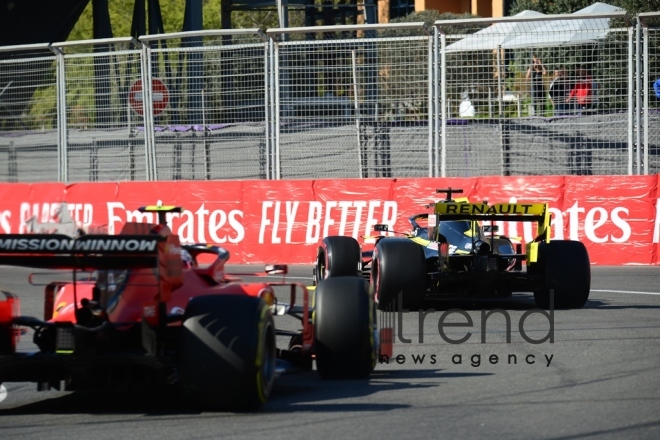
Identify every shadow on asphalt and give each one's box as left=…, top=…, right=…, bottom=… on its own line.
left=583, top=299, right=660, bottom=310
left=418, top=295, right=652, bottom=311
left=263, top=368, right=493, bottom=413
left=0, top=369, right=492, bottom=416
left=420, top=294, right=539, bottom=311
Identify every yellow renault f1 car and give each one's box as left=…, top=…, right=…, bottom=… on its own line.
left=314, top=188, right=590, bottom=310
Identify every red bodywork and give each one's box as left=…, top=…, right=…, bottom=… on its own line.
left=38, top=221, right=292, bottom=331
left=49, top=269, right=278, bottom=325
left=0, top=220, right=315, bottom=384
left=48, top=253, right=276, bottom=318
left=44, top=223, right=314, bottom=349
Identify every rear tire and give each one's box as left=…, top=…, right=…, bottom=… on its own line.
left=314, top=277, right=375, bottom=379
left=372, top=238, right=426, bottom=311
left=0, top=327, right=11, bottom=355
left=180, top=295, right=276, bottom=410
left=533, top=240, right=591, bottom=309
left=315, top=236, right=361, bottom=284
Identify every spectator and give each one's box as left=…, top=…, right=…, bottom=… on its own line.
left=654, top=78, right=660, bottom=99
left=567, top=65, right=593, bottom=114
left=549, top=66, right=571, bottom=116
left=526, top=55, right=547, bottom=116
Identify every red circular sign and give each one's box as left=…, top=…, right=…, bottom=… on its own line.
left=128, top=78, right=170, bottom=116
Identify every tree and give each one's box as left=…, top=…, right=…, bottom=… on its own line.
left=66, top=0, right=299, bottom=41
left=388, top=10, right=476, bottom=27
left=613, top=0, right=660, bottom=16
left=509, top=0, right=591, bottom=15
left=509, top=0, right=660, bottom=15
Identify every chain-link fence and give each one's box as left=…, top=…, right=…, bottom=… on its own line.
left=640, top=13, right=660, bottom=175
left=0, top=11, right=657, bottom=183
left=436, top=10, right=633, bottom=177
left=52, top=37, right=144, bottom=182
left=268, top=23, right=432, bottom=179
left=0, top=44, right=58, bottom=182
left=140, top=29, right=270, bottom=181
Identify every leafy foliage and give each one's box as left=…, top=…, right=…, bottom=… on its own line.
left=389, top=10, right=477, bottom=27
left=509, top=0, right=660, bottom=15
left=69, top=0, right=223, bottom=40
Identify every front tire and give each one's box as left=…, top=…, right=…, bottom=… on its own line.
left=372, top=238, right=426, bottom=311
left=314, top=277, right=375, bottom=378
left=532, top=240, right=591, bottom=309
left=180, top=295, right=276, bottom=410
left=315, top=236, right=361, bottom=284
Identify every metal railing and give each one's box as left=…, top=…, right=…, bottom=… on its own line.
left=0, top=11, right=658, bottom=182
left=639, top=12, right=660, bottom=175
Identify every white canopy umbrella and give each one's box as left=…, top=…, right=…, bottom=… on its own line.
left=444, top=10, right=549, bottom=117
left=502, top=3, right=624, bottom=49
left=444, top=10, right=547, bottom=52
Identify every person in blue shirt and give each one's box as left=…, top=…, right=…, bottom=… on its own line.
left=654, top=78, right=660, bottom=99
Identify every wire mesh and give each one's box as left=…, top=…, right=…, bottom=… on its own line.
left=643, top=14, right=660, bottom=175
left=58, top=40, right=145, bottom=181
left=0, top=14, right=657, bottom=183
left=144, top=32, right=269, bottom=180
left=438, top=13, right=632, bottom=176
left=272, top=25, right=432, bottom=179
left=0, top=46, right=58, bottom=182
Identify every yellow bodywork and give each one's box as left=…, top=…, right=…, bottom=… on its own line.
left=409, top=236, right=431, bottom=246
left=434, top=202, right=551, bottom=264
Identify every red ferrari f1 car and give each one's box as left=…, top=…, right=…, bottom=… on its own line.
left=0, top=204, right=379, bottom=410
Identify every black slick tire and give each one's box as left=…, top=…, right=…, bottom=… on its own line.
left=179, top=294, right=276, bottom=410
left=314, top=277, right=375, bottom=379
left=372, top=238, right=426, bottom=311
left=315, top=236, right=361, bottom=283
left=533, top=240, right=591, bottom=309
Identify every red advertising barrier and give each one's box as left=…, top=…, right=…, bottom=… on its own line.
left=0, top=176, right=657, bottom=265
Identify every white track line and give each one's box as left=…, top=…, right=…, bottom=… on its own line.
left=592, top=289, right=660, bottom=296
left=262, top=276, right=313, bottom=280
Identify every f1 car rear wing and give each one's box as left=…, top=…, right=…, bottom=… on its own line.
left=435, top=202, right=551, bottom=244
left=0, top=234, right=165, bottom=270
